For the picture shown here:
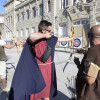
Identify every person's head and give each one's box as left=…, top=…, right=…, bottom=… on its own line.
left=38, top=20, right=52, bottom=33
left=47, top=21, right=52, bottom=32
left=88, top=25, right=100, bottom=46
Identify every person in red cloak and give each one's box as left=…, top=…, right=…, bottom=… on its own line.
left=29, top=20, right=74, bottom=100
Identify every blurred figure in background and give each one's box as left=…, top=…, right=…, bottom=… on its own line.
left=74, top=25, right=100, bottom=100
left=0, top=31, right=17, bottom=92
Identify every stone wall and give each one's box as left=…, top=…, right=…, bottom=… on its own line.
left=4, top=0, right=99, bottom=48
left=0, top=15, right=4, bottom=37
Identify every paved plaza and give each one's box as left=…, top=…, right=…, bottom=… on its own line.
left=0, top=47, right=84, bottom=100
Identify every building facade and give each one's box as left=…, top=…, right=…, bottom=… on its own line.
left=3, top=0, right=99, bottom=48
left=0, top=14, right=4, bottom=37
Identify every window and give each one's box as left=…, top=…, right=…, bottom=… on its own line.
left=6, top=18, right=8, bottom=24
left=26, top=28, right=29, bottom=37
left=82, top=20, right=88, bottom=25
left=73, top=0, right=76, bottom=5
left=22, top=12, right=24, bottom=20
left=21, top=29, right=24, bottom=37
left=7, top=31, right=10, bottom=37
left=33, top=7, right=36, bottom=17
left=97, top=20, right=100, bottom=22
left=17, top=14, right=19, bottom=22
left=96, top=19, right=100, bottom=25
left=61, top=0, right=68, bottom=9
left=17, top=30, right=19, bottom=37
left=9, top=32, right=12, bottom=37
left=7, top=32, right=9, bottom=38
left=59, top=24, right=67, bottom=36
left=10, top=17, right=11, bottom=23
left=27, top=10, right=30, bottom=19
left=32, top=27, right=36, bottom=33
left=74, top=20, right=88, bottom=25
left=11, top=16, right=12, bottom=23
left=6, top=31, right=7, bottom=37
left=77, top=0, right=82, bottom=2
left=48, top=0, right=51, bottom=12
left=86, top=0, right=91, bottom=2
left=74, top=21, right=80, bottom=25
left=64, top=0, right=68, bottom=8
left=40, top=4, right=43, bottom=16
left=8, top=16, right=10, bottom=23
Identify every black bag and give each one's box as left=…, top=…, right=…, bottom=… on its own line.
left=36, top=44, right=51, bottom=63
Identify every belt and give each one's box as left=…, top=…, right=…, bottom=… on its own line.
left=38, top=61, right=54, bottom=65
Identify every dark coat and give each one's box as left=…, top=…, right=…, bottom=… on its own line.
left=9, top=36, right=58, bottom=100
left=76, top=44, right=100, bottom=100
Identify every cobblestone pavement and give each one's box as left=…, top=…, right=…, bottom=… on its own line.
left=0, top=47, right=84, bottom=100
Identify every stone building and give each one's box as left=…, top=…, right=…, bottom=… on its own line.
left=3, top=0, right=99, bottom=48
left=0, top=14, right=4, bottom=37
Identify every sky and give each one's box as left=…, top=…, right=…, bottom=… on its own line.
left=0, top=0, right=7, bottom=14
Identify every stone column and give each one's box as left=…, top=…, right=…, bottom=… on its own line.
left=67, top=16, right=72, bottom=36
left=42, top=0, right=48, bottom=20
left=89, top=2, right=96, bottom=28
left=68, top=0, right=73, bottom=6
left=51, top=0, right=56, bottom=35
left=83, top=0, right=86, bottom=3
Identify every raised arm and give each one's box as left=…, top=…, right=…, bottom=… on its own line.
left=57, top=37, right=74, bottom=42
left=29, top=32, right=51, bottom=43
left=4, top=44, right=16, bottom=49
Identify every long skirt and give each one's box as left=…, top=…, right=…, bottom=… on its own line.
left=30, top=56, right=51, bottom=100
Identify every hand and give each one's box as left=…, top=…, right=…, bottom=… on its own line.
left=74, top=56, right=80, bottom=66
left=45, top=32, right=51, bottom=39
left=15, top=43, right=20, bottom=46
left=70, top=37, right=74, bottom=40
